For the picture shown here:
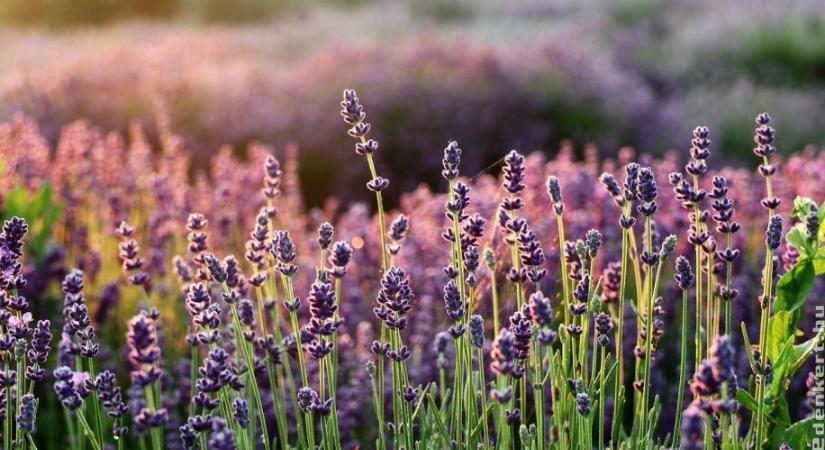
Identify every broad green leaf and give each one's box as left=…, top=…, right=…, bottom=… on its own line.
left=791, top=326, right=825, bottom=374
left=767, top=311, right=795, bottom=362
left=774, top=259, right=815, bottom=325
left=784, top=224, right=810, bottom=255
left=769, top=336, right=796, bottom=399
left=769, top=417, right=816, bottom=450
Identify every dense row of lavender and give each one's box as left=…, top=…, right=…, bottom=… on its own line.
left=0, top=90, right=823, bottom=449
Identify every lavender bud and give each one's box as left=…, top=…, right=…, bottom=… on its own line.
left=546, top=176, right=562, bottom=204
left=469, top=315, right=485, bottom=349
left=766, top=215, right=783, bottom=250
left=317, top=222, right=334, bottom=250
left=442, top=141, right=462, bottom=180
left=233, top=398, right=249, bottom=427
left=674, top=256, right=694, bottom=290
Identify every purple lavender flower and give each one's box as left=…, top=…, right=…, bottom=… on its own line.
left=0, top=217, right=28, bottom=290
left=208, top=418, right=237, bottom=450
left=297, top=386, right=332, bottom=416
left=273, top=230, right=298, bottom=277
left=317, top=222, right=334, bottom=251
left=95, top=370, right=129, bottom=419
left=441, top=140, right=462, bottom=181
left=766, top=215, right=783, bottom=250
left=503, top=150, right=526, bottom=195
left=328, top=241, right=353, bottom=278
left=528, top=292, right=553, bottom=328
left=490, top=328, right=517, bottom=377
left=53, top=366, right=82, bottom=410
left=126, top=311, right=162, bottom=388
left=117, top=221, right=149, bottom=286
left=636, top=167, right=658, bottom=216
left=601, top=261, right=621, bottom=305
left=25, top=320, right=51, bottom=382
left=469, top=315, right=485, bottom=349
left=687, top=126, right=711, bottom=177
left=546, top=175, right=564, bottom=214
left=679, top=404, right=704, bottom=450
left=263, top=155, right=283, bottom=199
left=233, top=398, right=249, bottom=427
left=674, top=256, right=694, bottom=290
left=709, top=335, right=734, bottom=383
left=576, top=392, right=591, bottom=416
left=16, top=393, right=36, bottom=433
left=595, top=313, right=613, bottom=347
left=375, top=267, right=414, bottom=331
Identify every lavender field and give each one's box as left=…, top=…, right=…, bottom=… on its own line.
left=0, top=1, right=823, bottom=449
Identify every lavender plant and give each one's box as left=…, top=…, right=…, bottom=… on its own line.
left=0, top=92, right=823, bottom=450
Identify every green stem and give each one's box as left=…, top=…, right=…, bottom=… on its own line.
left=672, top=288, right=690, bottom=444
left=86, top=358, right=106, bottom=449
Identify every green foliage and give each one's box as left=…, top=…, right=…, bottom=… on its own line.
left=757, top=196, right=825, bottom=445
left=735, top=17, right=825, bottom=86
left=1, top=184, right=63, bottom=263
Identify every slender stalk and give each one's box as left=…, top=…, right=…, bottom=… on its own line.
left=612, top=205, right=631, bottom=444
left=86, top=358, right=106, bottom=450
left=76, top=408, right=102, bottom=450
left=754, top=246, right=775, bottom=449
left=598, top=347, right=607, bottom=450
left=230, top=301, right=272, bottom=450
left=364, top=147, right=389, bottom=450
left=672, top=288, right=690, bottom=444
left=255, top=285, right=289, bottom=450
left=478, top=347, right=491, bottom=450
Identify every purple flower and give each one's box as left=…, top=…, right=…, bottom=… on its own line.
left=306, top=278, right=340, bottom=337
left=375, top=267, right=414, bottom=331
left=469, top=315, right=485, bottom=349
left=328, top=241, right=353, bottom=278
left=232, top=398, right=249, bottom=427
left=674, top=256, right=694, bottom=290
left=502, top=150, right=526, bottom=195
left=679, top=404, right=704, bottom=450
left=601, top=261, right=621, bottom=304
left=53, top=366, right=82, bottom=410
left=766, top=215, right=783, bottom=250
left=208, top=418, right=237, bottom=450
left=317, top=222, right=334, bottom=250
left=490, top=328, right=517, bottom=377
left=126, top=311, right=162, bottom=387
left=96, top=370, right=129, bottom=419
left=441, top=140, right=462, bottom=181
left=16, top=393, right=36, bottom=433
left=528, top=292, right=553, bottom=328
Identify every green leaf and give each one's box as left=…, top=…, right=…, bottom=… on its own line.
left=769, top=417, right=817, bottom=450
left=791, top=326, right=825, bottom=374
left=791, top=196, right=816, bottom=220
left=766, top=311, right=795, bottom=362
left=785, top=224, right=813, bottom=256
left=735, top=389, right=758, bottom=413
left=769, top=336, right=797, bottom=399
left=774, top=259, right=815, bottom=324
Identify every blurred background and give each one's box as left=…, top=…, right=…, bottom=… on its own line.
left=1, top=0, right=824, bottom=207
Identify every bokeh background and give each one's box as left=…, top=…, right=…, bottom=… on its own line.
left=1, top=0, right=824, bottom=207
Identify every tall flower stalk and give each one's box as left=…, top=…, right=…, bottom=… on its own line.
left=340, top=89, right=392, bottom=450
